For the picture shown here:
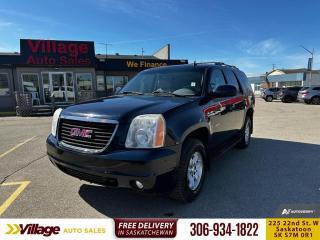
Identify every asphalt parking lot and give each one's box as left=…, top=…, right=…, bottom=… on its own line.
left=0, top=98, right=319, bottom=218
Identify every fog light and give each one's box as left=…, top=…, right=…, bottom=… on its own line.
left=135, top=180, right=144, bottom=189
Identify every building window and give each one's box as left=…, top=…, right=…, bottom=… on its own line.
left=0, top=73, right=10, bottom=96
left=76, top=73, right=92, bottom=91
left=22, top=73, right=39, bottom=94
left=96, top=75, right=105, bottom=91
left=42, top=73, right=50, bottom=103
left=66, top=73, right=75, bottom=102
left=278, top=81, right=302, bottom=88
left=106, top=76, right=128, bottom=95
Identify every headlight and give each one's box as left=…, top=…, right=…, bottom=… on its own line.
left=125, top=114, right=165, bottom=148
left=51, top=108, right=63, bottom=137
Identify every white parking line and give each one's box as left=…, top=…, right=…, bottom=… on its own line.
left=0, top=136, right=37, bottom=159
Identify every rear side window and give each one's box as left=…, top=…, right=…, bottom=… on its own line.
left=223, top=69, right=240, bottom=92
left=235, top=71, right=252, bottom=93
left=208, top=69, right=226, bottom=91
left=313, top=87, right=320, bottom=90
left=292, top=87, right=302, bottom=91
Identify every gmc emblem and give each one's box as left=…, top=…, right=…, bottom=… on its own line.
left=70, top=128, right=93, bottom=138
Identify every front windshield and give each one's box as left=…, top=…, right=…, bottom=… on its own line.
left=120, top=68, right=204, bottom=96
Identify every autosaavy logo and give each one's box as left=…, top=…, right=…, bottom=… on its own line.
left=281, top=208, right=315, bottom=216
left=282, top=209, right=290, bottom=215
left=6, top=223, right=60, bottom=237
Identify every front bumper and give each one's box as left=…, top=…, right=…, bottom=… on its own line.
left=47, top=135, right=181, bottom=191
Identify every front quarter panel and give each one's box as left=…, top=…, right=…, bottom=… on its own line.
left=163, top=101, right=208, bottom=146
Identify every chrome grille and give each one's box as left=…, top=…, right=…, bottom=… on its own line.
left=58, top=118, right=117, bottom=152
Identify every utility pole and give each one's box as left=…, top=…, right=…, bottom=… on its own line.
left=141, top=48, right=144, bottom=59
left=272, top=64, right=276, bottom=71
left=98, top=41, right=113, bottom=94
left=98, top=41, right=113, bottom=62
left=300, top=45, right=314, bottom=86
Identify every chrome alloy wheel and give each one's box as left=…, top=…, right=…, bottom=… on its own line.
left=187, top=151, right=203, bottom=191
left=245, top=120, right=251, bottom=144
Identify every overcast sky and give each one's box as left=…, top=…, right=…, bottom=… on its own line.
left=0, top=0, right=320, bottom=76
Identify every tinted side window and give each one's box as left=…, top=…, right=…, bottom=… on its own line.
left=223, top=69, right=240, bottom=92
left=209, top=69, right=226, bottom=91
left=292, top=87, right=301, bottom=91
left=235, top=71, right=252, bottom=93
left=313, top=87, right=320, bottom=90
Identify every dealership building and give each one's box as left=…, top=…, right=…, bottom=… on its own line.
left=248, top=68, right=320, bottom=93
left=0, top=39, right=187, bottom=113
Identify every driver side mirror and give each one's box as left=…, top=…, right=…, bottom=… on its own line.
left=210, top=85, right=237, bottom=98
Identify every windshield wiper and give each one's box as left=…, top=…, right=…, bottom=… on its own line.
left=120, top=91, right=144, bottom=95
left=152, top=90, right=189, bottom=97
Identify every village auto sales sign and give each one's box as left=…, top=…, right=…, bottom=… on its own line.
left=20, top=39, right=95, bottom=67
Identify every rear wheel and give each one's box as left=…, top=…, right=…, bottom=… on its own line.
left=282, top=96, right=293, bottom=103
left=236, top=116, right=252, bottom=149
left=265, top=95, right=273, bottom=102
left=170, top=138, right=206, bottom=202
left=311, top=96, right=320, bottom=105
left=287, top=96, right=294, bottom=103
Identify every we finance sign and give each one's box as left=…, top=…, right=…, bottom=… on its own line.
left=20, top=39, right=95, bottom=67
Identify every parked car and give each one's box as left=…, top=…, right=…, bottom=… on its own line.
left=279, top=86, right=303, bottom=103
left=261, top=87, right=282, bottom=102
left=297, top=86, right=320, bottom=104
left=46, top=62, right=255, bottom=202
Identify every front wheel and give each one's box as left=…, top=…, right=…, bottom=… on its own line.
left=236, top=116, right=252, bottom=149
left=170, top=138, right=206, bottom=202
left=265, top=95, right=273, bottom=102
left=311, top=96, right=320, bottom=105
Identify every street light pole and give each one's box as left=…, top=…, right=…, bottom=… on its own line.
left=98, top=41, right=113, bottom=62
left=300, top=45, right=314, bottom=86
left=98, top=41, right=113, bottom=95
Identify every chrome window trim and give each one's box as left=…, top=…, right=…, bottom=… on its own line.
left=58, top=115, right=118, bottom=154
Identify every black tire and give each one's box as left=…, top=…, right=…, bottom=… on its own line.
left=286, top=96, right=294, bottom=103
left=311, top=96, right=320, bottom=105
left=170, top=138, right=206, bottom=202
left=265, top=95, right=273, bottom=102
left=236, top=116, right=252, bottom=149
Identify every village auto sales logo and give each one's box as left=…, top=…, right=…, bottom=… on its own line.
left=6, top=223, right=60, bottom=237
left=20, top=39, right=95, bottom=66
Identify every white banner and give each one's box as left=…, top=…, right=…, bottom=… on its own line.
left=0, top=218, right=267, bottom=240
left=1, top=218, right=319, bottom=240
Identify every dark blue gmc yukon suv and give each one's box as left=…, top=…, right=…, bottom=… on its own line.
left=47, top=62, right=255, bottom=202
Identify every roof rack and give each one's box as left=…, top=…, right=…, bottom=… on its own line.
left=193, top=61, right=238, bottom=69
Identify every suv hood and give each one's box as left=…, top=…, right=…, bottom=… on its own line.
left=62, top=95, right=195, bottom=122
